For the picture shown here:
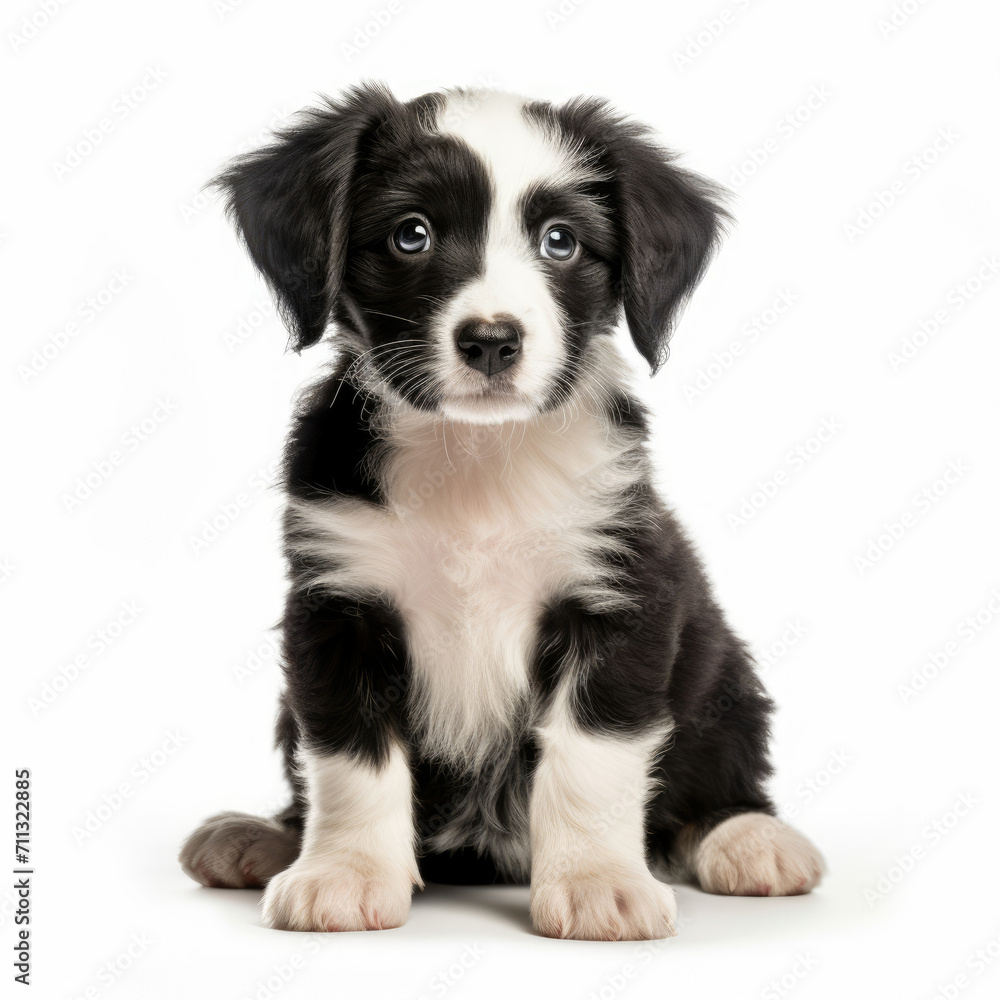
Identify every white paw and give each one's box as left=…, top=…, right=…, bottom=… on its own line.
left=531, top=865, right=677, bottom=941
left=261, top=855, right=416, bottom=932
left=694, top=813, right=825, bottom=896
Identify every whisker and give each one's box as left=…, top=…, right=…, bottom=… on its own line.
left=327, top=339, right=427, bottom=412
left=359, top=309, right=421, bottom=326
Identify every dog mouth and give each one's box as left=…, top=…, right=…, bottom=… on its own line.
left=439, top=380, right=542, bottom=423
left=442, top=362, right=521, bottom=399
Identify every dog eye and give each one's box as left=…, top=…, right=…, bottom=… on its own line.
left=392, top=218, right=431, bottom=254
left=539, top=227, right=576, bottom=261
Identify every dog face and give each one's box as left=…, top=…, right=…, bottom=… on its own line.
left=216, top=85, right=726, bottom=423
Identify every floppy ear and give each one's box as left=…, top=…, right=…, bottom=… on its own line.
left=212, top=83, right=395, bottom=351
left=612, top=129, right=729, bottom=373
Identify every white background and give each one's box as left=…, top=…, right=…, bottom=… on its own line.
left=4, top=0, right=1000, bottom=997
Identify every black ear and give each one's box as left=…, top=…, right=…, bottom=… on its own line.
left=611, top=127, right=729, bottom=373
left=212, top=83, right=396, bottom=351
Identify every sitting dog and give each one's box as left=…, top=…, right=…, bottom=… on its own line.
left=180, top=84, right=824, bottom=940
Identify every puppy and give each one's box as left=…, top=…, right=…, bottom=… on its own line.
left=180, top=84, right=824, bottom=940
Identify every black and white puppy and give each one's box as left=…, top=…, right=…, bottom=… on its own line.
left=180, top=84, right=824, bottom=940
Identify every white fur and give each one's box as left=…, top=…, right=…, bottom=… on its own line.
left=261, top=745, right=421, bottom=931
left=430, top=90, right=602, bottom=422
left=684, top=812, right=825, bottom=897
left=529, top=683, right=677, bottom=940
left=288, top=352, right=644, bottom=767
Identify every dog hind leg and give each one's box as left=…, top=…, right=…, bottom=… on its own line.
left=673, top=811, right=825, bottom=896
left=179, top=810, right=301, bottom=888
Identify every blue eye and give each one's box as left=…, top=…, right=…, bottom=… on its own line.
left=393, top=218, right=431, bottom=254
left=540, top=227, right=576, bottom=260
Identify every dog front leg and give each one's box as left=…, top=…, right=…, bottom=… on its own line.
left=262, top=591, right=422, bottom=932
left=529, top=687, right=676, bottom=941
left=263, top=744, right=421, bottom=931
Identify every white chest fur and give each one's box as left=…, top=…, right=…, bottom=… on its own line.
left=288, top=406, right=639, bottom=765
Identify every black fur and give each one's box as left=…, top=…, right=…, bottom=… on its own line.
left=526, top=97, right=730, bottom=373
left=213, top=86, right=399, bottom=351
left=189, top=84, right=781, bottom=903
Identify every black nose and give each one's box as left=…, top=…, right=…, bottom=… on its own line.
left=456, top=321, right=522, bottom=376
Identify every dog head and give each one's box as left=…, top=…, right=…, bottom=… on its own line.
left=216, top=84, right=727, bottom=423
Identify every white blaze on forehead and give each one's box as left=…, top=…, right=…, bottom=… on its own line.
left=430, top=90, right=593, bottom=416
left=436, top=89, right=587, bottom=201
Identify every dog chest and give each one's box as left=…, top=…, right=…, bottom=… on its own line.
left=290, top=412, right=633, bottom=760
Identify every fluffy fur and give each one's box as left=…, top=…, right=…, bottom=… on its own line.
left=179, top=84, right=824, bottom=939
